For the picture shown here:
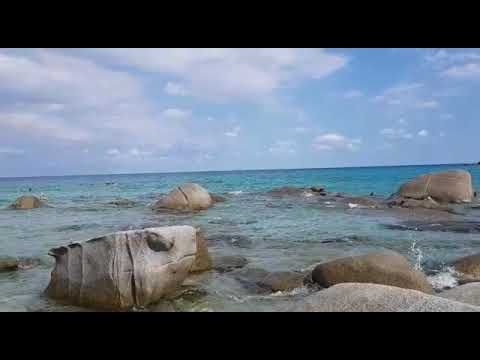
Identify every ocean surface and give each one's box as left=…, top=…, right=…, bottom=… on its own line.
left=1, top=164, right=479, bottom=311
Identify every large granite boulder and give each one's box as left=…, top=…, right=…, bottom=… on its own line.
left=392, top=170, right=473, bottom=206
left=452, top=253, right=480, bottom=282
left=45, top=226, right=197, bottom=310
left=9, top=195, right=44, bottom=210
left=438, top=283, right=480, bottom=307
left=311, top=251, right=433, bottom=293
left=153, top=183, right=213, bottom=211
left=285, top=283, right=480, bottom=312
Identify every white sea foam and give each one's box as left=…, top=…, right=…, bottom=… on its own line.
left=348, top=203, right=359, bottom=209
left=303, top=192, right=314, bottom=197
left=428, top=267, right=459, bottom=290
left=228, top=190, right=243, bottom=195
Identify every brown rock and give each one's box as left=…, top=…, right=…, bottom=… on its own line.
left=311, top=251, right=433, bottom=293
left=452, top=253, right=480, bottom=281
left=9, top=195, right=44, bottom=210
left=153, top=183, right=213, bottom=211
left=189, top=231, right=212, bottom=273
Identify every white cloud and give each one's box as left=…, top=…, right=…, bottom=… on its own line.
left=380, top=128, right=413, bottom=140
left=164, top=82, right=189, bottom=96
left=225, top=126, right=241, bottom=137
left=416, top=100, right=438, bottom=109
left=443, top=63, right=480, bottom=79
left=343, top=90, right=363, bottom=99
left=312, top=133, right=361, bottom=151
left=106, top=148, right=120, bottom=156
left=268, top=140, right=296, bottom=154
left=162, top=108, right=191, bottom=120
left=92, top=48, right=348, bottom=101
left=371, top=83, right=424, bottom=104
left=418, top=129, right=429, bottom=137
left=398, top=118, right=408, bottom=125
left=128, top=148, right=152, bottom=158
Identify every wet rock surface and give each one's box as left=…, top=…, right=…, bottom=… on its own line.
left=383, top=220, right=480, bottom=233
left=212, top=255, right=248, bottom=273
left=9, top=195, right=45, bottom=210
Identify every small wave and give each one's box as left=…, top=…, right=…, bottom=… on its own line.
left=228, top=191, right=243, bottom=195
left=428, top=267, right=459, bottom=290
left=348, top=203, right=359, bottom=209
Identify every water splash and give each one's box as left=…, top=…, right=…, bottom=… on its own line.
left=409, top=236, right=423, bottom=271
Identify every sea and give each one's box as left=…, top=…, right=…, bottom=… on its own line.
left=1, top=164, right=479, bottom=311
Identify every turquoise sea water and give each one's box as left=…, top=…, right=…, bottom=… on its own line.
left=1, top=164, right=479, bottom=311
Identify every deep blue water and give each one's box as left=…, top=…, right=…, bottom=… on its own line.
left=1, top=164, right=479, bottom=311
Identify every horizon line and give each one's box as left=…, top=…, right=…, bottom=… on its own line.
left=0, top=161, right=477, bottom=180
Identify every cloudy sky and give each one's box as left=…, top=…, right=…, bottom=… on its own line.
left=0, top=48, right=479, bottom=177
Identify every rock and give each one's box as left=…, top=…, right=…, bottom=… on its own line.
left=268, top=186, right=307, bottom=196
left=212, top=255, right=248, bottom=273
left=108, top=198, right=136, bottom=207
left=310, top=186, right=325, bottom=193
left=383, top=220, right=480, bottom=234
left=394, top=170, right=474, bottom=204
left=153, top=183, right=213, bottom=211
left=207, top=234, right=252, bottom=248
left=209, top=193, right=226, bottom=203
left=438, top=283, right=480, bottom=307
left=311, top=251, right=433, bottom=293
left=257, top=271, right=305, bottom=292
left=0, top=256, right=18, bottom=271
left=152, top=301, right=176, bottom=312
left=9, top=195, right=44, bottom=210
left=189, top=231, right=212, bottom=273
left=452, top=253, right=480, bottom=281
left=231, top=268, right=270, bottom=293
left=285, top=283, right=480, bottom=312
left=45, top=226, right=197, bottom=310
left=340, top=196, right=382, bottom=209
left=17, top=257, right=42, bottom=270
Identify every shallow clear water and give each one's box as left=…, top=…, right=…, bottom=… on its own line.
left=1, top=164, right=479, bottom=311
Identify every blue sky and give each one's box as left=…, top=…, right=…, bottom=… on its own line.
left=0, top=48, right=479, bottom=177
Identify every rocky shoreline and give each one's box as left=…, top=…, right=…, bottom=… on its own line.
left=2, top=170, right=480, bottom=312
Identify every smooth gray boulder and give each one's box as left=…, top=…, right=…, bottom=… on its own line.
left=286, top=283, right=480, bottom=312
left=153, top=183, right=213, bottom=211
left=9, top=195, right=44, bottom=210
left=392, top=170, right=474, bottom=205
left=45, top=226, right=197, bottom=310
left=311, top=251, right=434, bottom=293
left=439, top=283, right=480, bottom=307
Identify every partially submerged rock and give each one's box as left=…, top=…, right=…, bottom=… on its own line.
left=285, top=283, right=480, bottom=312
left=0, top=256, right=42, bottom=272
left=231, top=268, right=305, bottom=293
left=212, top=255, right=248, bottom=273
left=9, top=195, right=44, bottom=210
left=0, top=256, right=19, bottom=272
left=383, top=220, right=480, bottom=234
left=108, top=198, right=136, bottom=207
left=311, top=251, right=433, bottom=293
left=152, top=183, right=213, bottom=211
left=389, top=170, right=474, bottom=210
left=209, top=193, right=226, bottom=203
left=189, top=231, right=212, bottom=273
left=452, top=253, right=480, bottom=282
left=45, top=226, right=197, bottom=310
left=438, top=283, right=480, bottom=307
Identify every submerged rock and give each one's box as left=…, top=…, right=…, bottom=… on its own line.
left=45, top=226, right=197, bottom=310
left=257, top=271, right=306, bottom=292
left=207, top=234, right=253, bottom=248
left=152, top=183, right=213, bottom=211
left=108, top=198, right=136, bottom=207
left=285, top=283, right=480, bottom=312
left=438, top=283, right=480, bottom=307
left=383, top=221, right=480, bottom=234
left=9, top=195, right=44, bottom=210
left=311, top=251, right=433, bottom=293
left=212, top=255, right=248, bottom=273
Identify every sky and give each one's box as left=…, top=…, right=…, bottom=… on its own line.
left=0, top=48, right=479, bottom=177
